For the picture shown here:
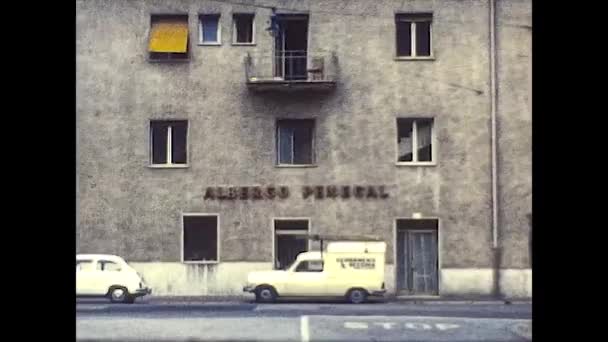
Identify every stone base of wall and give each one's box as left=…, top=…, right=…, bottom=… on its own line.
left=129, top=263, right=531, bottom=299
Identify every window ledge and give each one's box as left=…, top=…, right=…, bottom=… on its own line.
left=198, top=42, right=222, bottom=46
left=183, top=260, right=219, bottom=265
left=394, top=56, right=435, bottom=61
left=232, top=42, right=256, bottom=46
left=276, top=164, right=318, bottom=168
left=396, top=162, right=437, bottom=167
left=148, top=164, right=190, bottom=169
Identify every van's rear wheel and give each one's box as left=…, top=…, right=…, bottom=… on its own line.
left=347, top=289, right=368, bottom=304
left=255, top=286, right=277, bottom=303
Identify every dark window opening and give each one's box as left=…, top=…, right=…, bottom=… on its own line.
left=395, top=13, right=432, bottom=57
left=396, top=21, right=411, bottom=57
left=200, top=14, right=220, bottom=43
left=397, top=118, right=433, bottom=163
left=415, top=21, right=431, bottom=56
left=397, top=119, right=414, bottom=162
left=183, top=215, right=218, bottom=262
left=275, top=220, right=309, bottom=270
left=150, top=120, right=188, bottom=165
left=148, top=15, right=190, bottom=62
left=277, top=119, right=314, bottom=165
left=234, top=13, right=254, bottom=43
left=274, top=15, right=308, bottom=80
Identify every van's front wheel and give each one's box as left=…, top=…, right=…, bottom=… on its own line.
left=255, top=286, right=277, bottom=303
left=347, top=288, right=368, bottom=304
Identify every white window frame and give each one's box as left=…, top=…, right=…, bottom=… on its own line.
left=272, top=217, right=311, bottom=270
left=395, top=14, right=434, bottom=60
left=276, top=119, right=317, bottom=168
left=198, top=14, right=222, bottom=46
left=148, top=120, right=189, bottom=169
left=181, top=213, right=220, bottom=264
left=232, top=13, right=256, bottom=45
left=396, top=118, right=436, bottom=166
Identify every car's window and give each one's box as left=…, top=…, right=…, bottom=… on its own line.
left=97, top=260, right=121, bottom=272
left=295, top=260, right=324, bottom=272
left=76, top=260, right=94, bottom=271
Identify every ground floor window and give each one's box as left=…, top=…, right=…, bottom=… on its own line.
left=396, top=218, right=439, bottom=295
left=183, top=214, right=219, bottom=262
left=274, top=219, right=309, bottom=269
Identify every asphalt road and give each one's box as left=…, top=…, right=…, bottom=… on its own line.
left=76, top=299, right=532, bottom=341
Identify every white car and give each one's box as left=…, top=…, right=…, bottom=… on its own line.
left=76, top=254, right=151, bottom=303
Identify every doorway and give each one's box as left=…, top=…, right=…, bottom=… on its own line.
left=396, top=219, right=439, bottom=295
left=274, top=15, right=309, bottom=80
left=274, top=219, right=309, bottom=270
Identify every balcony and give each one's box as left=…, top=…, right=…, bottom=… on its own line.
left=245, top=51, right=338, bottom=93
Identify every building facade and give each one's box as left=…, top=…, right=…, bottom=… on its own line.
left=76, top=0, right=532, bottom=298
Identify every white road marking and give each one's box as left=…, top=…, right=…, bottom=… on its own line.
left=344, top=322, right=369, bottom=329
left=405, top=322, right=433, bottom=330
left=373, top=322, right=397, bottom=329
left=301, top=315, right=310, bottom=342
left=436, top=323, right=460, bottom=331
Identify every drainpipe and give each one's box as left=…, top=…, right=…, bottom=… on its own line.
left=489, top=0, right=502, bottom=299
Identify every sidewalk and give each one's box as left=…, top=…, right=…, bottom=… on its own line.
left=142, top=295, right=531, bottom=305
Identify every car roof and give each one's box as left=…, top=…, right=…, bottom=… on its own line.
left=76, top=254, right=125, bottom=262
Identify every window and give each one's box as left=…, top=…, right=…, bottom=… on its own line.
left=150, top=120, right=188, bottom=167
left=277, top=119, right=315, bottom=165
left=295, top=260, right=324, bottom=272
left=395, top=13, right=432, bottom=58
left=76, top=260, right=93, bottom=271
left=274, top=219, right=309, bottom=270
left=397, top=118, right=434, bottom=163
left=148, top=15, right=190, bottom=61
left=233, top=13, right=254, bottom=44
left=97, top=260, right=121, bottom=272
left=199, top=14, right=221, bottom=45
left=183, top=215, right=219, bottom=263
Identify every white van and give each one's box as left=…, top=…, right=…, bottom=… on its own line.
left=244, top=239, right=386, bottom=303
left=76, top=254, right=151, bottom=303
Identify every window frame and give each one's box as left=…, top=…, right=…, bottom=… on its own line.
left=275, top=119, right=317, bottom=167
left=148, top=120, right=190, bottom=169
left=395, top=117, right=437, bottom=166
left=147, top=14, right=191, bottom=63
left=198, top=14, right=222, bottom=46
left=232, top=13, right=256, bottom=45
left=97, top=260, right=122, bottom=272
left=294, top=260, right=324, bottom=272
left=181, top=213, right=221, bottom=264
left=395, top=13, right=434, bottom=60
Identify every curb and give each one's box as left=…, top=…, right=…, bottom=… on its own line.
left=141, top=296, right=531, bottom=305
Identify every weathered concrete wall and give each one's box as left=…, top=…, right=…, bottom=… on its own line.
left=496, top=0, right=532, bottom=269
left=76, top=0, right=531, bottom=294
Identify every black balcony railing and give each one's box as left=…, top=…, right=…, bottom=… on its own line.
left=274, top=50, right=308, bottom=80
left=245, top=51, right=337, bottom=92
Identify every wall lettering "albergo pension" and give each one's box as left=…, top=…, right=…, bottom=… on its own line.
left=203, top=185, right=389, bottom=200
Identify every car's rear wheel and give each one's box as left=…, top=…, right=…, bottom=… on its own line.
left=108, top=286, right=132, bottom=303
left=255, top=286, right=277, bottom=303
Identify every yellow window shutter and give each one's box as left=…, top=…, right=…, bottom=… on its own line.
left=148, top=20, right=189, bottom=53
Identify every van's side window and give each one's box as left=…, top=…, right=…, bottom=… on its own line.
left=295, top=260, right=324, bottom=272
